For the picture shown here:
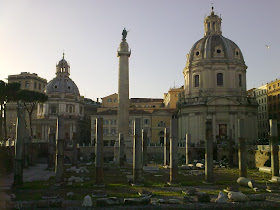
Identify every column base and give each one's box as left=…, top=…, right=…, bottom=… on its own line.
left=269, top=176, right=280, bottom=183
left=203, top=180, right=214, bottom=185
left=167, top=181, right=180, bottom=186
left=131, top=183, right=144, bottom=187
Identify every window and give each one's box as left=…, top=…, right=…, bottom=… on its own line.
left=50, top=105, right=57, bottom=114
left=103, top=128, right=109, bottom=134
left=111, top=119, right=116, bottom=125
left=114, top=98, right=118, bottom=102
left=194, top=75, right=199, bottom=87
left=108, top=98, right=112, bottom=102
left=103, top=120, right=109, bottom=125
left=158, top=121, right=165, bottom=127
left=239, top=74, right=242, bottom=87
left=144, top=119, right=149, bottom=124
left=34, top=82, right=37, bottom=89
left=111, top=128, right=116, bottom=135
left=25, top=81, right=30, bottom=88
left=217, top=73, right=223, bottom=86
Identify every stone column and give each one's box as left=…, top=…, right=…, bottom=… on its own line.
left=164, top=128, right=170, bottom=166
left=72, top=131, right=78, bottom=167
left=133, top=118, right=142, bottom=185
left=117, top=32, right=131, bottom=162
left=169, top=116, right=178, bottom=184
left=238, top=119, right=247, bottom=178
left=228, top=129, right=234, bottom=167
left=119, top=133, right=125, bottom=167
left=186, top=133, right=191, bottom=165
left=205, top=119, right=214, bottom=183
left=95, top=118, right=104, bottom=185
left=23, top=127, right=30, bottom=168
left=48, top=126, right=55, bottom=169
left=269, top=119, right=280, bottom=182
left=14, top=105, right=25, bottom=186
left=142, top=129, right=148, bottom=166
left=55, top=117, right=64, bottom=183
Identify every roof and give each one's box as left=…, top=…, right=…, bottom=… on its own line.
left=130, top=98, right=163, bottom=103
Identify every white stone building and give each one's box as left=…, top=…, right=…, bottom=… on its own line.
left=35, top=54, right=84, bottom=142
left=177, top=8, right=258, bottom=144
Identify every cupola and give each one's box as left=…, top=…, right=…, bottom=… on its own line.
left=56, top=53, right=70, bottom=76
left=204, top=7, right=222, bottom=36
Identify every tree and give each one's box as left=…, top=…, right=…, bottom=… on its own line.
left=0, top=81, right=21, bottom=142
left=17, top=90, right=48, bottom=137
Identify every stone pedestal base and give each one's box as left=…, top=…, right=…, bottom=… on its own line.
left=125, top=141, right=133, bottom=163
left=270, top=176, right=280, bottom=183
left=113, top=142, right=119, bottom=164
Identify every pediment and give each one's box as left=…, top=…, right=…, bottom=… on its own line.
left=207, top=97, right=240, bottom=106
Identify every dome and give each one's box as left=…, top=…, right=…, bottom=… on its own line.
left=45, top=54, right=80, bottom=96
left=187, top=35, right=245, bottom=65
left=46, top=77, right=80, bottom=96
left=187, top=8, right=246, bottom=67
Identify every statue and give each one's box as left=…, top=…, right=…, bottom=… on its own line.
left=122, top=28, right=128, bottom=41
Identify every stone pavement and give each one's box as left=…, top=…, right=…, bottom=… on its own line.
left=0, top=164, right=54, bottom=208
left=0, top=164, right=54, bottom=191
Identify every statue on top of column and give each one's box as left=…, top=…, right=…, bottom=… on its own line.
left=122, top=28, right=128, bottom=41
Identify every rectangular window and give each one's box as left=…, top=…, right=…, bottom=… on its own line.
left=217, top=73, right=223, bottom=86
left=111, top=119, right=116, bottom=125
left=144, top=119, right=149, bottom=124
left=194, top=75, right=199, bottom=87
left=111, top=128, right=116, bottom=135
left=239, top=74, right=242, bottom=87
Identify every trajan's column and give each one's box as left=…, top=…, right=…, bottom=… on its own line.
left=117, top=28, right=131, bottom=162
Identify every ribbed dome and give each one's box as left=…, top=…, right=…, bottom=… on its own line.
left=46, top=77, right=80, bottom=95
left=188, top=35, right=245, bottom=65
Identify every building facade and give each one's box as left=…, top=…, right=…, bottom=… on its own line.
left=163, top=86, right=184, bottom=109
left=267, top=79, right=280, bottom=136
left=91, top=93, right=175, bottom=146
left=177, top=8, right=258, bottom=144
left=253, top=85, right=269, bottom=141
left=6, top=72, right=47, bottom=139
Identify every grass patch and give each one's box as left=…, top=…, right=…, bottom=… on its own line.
left=16, top=181, right=50, bottom=190
left=15, top=192, right=42, bottom=200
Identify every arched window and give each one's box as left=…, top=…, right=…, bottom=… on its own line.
left=217, top=73, right=223, bottom=86
left=194, top=75, right=199, bottom=87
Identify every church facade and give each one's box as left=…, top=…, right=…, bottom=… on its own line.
left=177, top=9, right=258, bottom=144
left=34, top=54, right=84, bottom=144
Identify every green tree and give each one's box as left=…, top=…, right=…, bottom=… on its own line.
left=17, top=90, right=48, bottom=137
left=0, top=81, right=21, bottom=142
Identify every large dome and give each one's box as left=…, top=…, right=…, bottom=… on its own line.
left=188, top=35, right=245, bottom=65
left=186, top=9, right=246, bottom=67
left=46, top=77, right=80, bottom=95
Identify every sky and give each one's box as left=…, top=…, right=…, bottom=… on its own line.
left=0, top=0, right=279, bottom=101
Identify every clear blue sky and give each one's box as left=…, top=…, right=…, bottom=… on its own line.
left=0, top=0, right=279, bottom=100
